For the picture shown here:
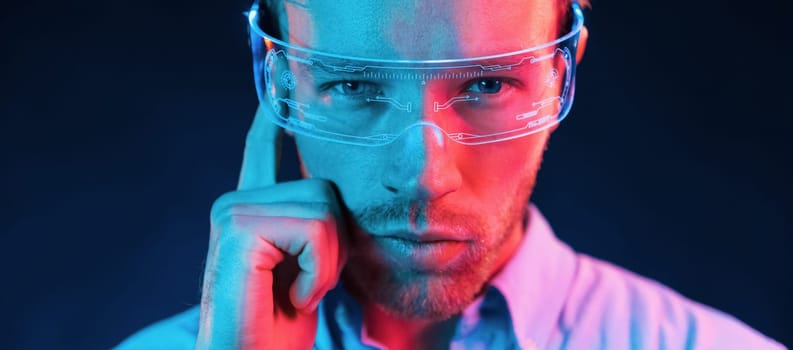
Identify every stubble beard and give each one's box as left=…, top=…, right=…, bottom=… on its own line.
left=341, top=176, right=536, bottom=321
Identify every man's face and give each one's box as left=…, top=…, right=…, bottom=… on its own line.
left=281, top=0, right=561, bottom=320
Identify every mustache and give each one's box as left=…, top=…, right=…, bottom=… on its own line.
left=350, top=199, right=478, bottom=235
left=352, top=199, right=421, bottom=233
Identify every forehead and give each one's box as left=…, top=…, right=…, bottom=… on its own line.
left=282, top=0, right=559, bottom=60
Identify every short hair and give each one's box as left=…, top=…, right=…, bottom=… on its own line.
left=257, top=0, right=589, bottom=43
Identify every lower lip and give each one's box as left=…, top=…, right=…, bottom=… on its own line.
left=373, top=236, right=467, bottom=269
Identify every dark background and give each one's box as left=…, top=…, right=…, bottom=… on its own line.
left=2, top=0, right=791, bottom=348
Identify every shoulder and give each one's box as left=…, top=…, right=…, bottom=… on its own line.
left=556, top=254, right=785, bottom=350
left=113, top=306, right=200, bottom=350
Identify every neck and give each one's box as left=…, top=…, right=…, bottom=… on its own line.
left=362, top=304, right=460, bottom=350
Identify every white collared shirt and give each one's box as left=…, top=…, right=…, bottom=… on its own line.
left=116, top=204, right=785, bottom=349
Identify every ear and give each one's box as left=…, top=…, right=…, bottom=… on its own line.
left=576, top=25, right=589, bottom=64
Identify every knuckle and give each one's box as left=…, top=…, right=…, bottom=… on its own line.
left=210, top=207, right=232, bottom=232
left=212, top=204, right=258, bottom=236
left=210, top=191, right=238, bottom=221
left=226, top=209, right=249, bottom=230
left=304, top=218, right=327, bottom=240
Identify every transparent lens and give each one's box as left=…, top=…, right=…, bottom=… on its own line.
left=250, top=4, right=583, bottom=146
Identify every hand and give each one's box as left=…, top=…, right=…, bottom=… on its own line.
left=195, top=105, right=348, bottom=350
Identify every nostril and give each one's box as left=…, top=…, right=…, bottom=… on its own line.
left=385, top=185, right=398, bottom=193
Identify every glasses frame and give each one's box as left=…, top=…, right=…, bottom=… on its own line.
left=247, top=1, right=586, bottom=146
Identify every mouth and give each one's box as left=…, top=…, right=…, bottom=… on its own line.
left=383, top=230, right=467, bottom=242
left=372, top=231, right=469, bottom=270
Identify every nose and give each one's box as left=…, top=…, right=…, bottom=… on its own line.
left=381, top=120, right=463, bottom=201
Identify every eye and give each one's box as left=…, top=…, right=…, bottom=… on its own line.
left=329, top=81, right=382, bottom=97
left=465, top=78, right=503, bottom=94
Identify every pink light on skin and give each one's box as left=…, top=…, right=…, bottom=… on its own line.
left=237, top=213, right=332, bottom=349
left=268, top=0, right=589, bottom=348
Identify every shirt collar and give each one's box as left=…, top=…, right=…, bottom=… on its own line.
left=488, top=203, right=578, bottom=349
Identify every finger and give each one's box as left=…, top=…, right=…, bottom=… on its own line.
left=286, top=219, right=337, bottom=311
left=229, top=215, right=336, bottom=310
left=290, top=238, right=322, bottom=310
left=238, top=104, right=283, bottom=190
left=241, top=237, right=283, bottom=349
left=213, top=180, right=342, bottom=219
left=308, top=216, right=342, bottom=312
left=225, top=202, right=331, bottom=221
left=197, top=226, right=284, bottom=350
left=290, top=233, right=337, bottom=312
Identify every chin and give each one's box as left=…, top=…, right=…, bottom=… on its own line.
left=339, top=172, right=536, bottom=320
left=341, top=243, right=495, bottom=321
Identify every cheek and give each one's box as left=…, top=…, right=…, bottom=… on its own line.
left=296, top=137, right=350, bottom=177
left=295, top=137, right=383, bottom=203
left=461, top=135, right=547, bottom=196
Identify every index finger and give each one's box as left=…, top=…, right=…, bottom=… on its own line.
left=238, top=104, right=283, bottom=190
